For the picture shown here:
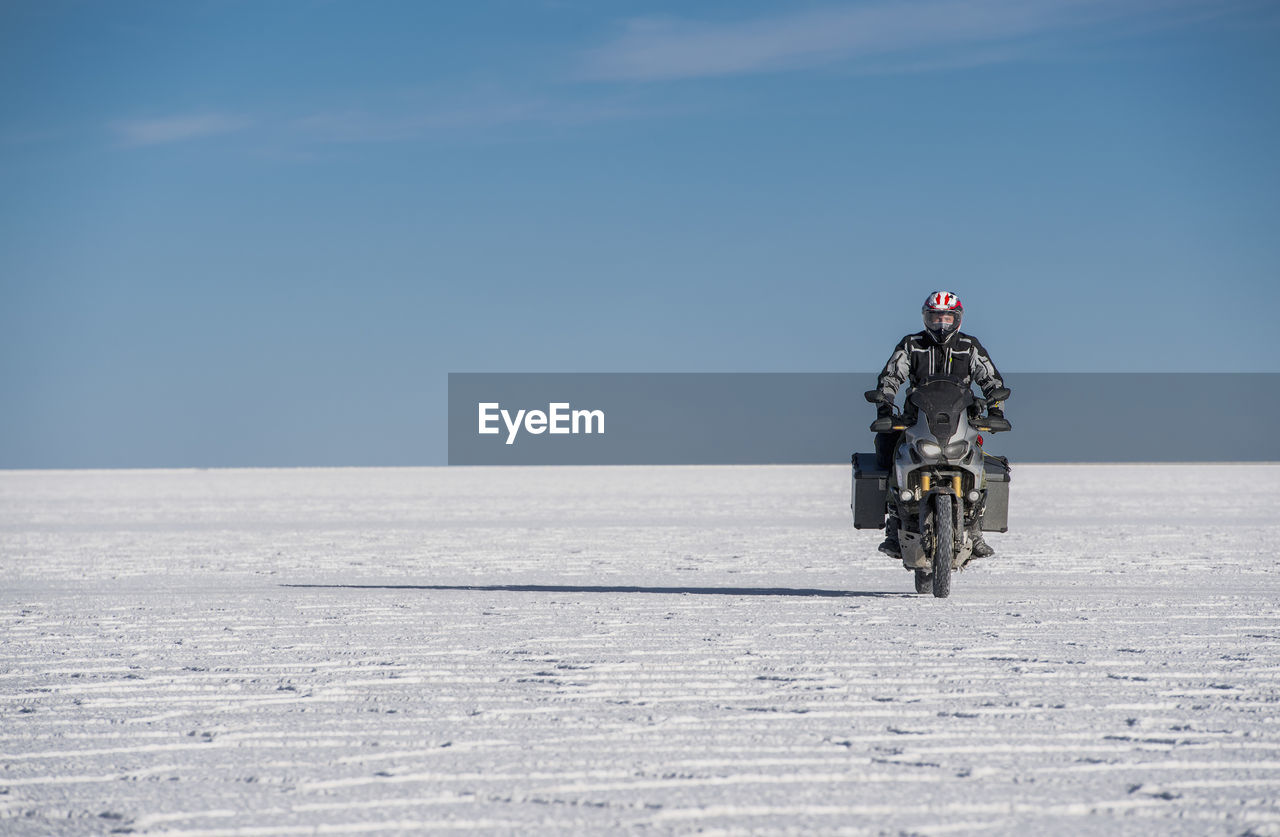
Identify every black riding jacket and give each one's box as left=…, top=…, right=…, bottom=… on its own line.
left=876, top=330, right=1006, bottom=406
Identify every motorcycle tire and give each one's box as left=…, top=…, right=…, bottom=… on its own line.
left=932, top=493, right=953, bottom=599
left=914, top=570, right=932, bottom=594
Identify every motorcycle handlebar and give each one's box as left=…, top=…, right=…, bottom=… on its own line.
left=872, top=414, right=1011, bottom=433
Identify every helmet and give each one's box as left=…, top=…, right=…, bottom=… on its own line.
left=922, top=291, right=963, bottom=344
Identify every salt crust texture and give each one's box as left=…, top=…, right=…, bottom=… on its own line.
left=2, top=464, right=1279, bottom=835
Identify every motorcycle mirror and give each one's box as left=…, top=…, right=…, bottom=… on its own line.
left=988, top=387, right=1011, bottom=402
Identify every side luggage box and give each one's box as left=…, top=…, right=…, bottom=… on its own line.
left=851, top=452, right=887, bottom=529
left=981, top=454, right=1011, bottom=533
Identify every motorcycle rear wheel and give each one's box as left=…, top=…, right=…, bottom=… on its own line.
left=932, top=493, right=953, bottom=599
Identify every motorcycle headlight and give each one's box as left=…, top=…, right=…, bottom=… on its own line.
left=942, top=440, right=970, bottom=459
left=916, top=440, right=941, bottom=458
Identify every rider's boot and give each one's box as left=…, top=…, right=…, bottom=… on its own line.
left=878, top=514, right=901, bottom=558
left=968, top=519, right=995, bottom=558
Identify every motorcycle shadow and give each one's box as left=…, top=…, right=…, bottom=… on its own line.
left=282, top=583, right=912, bottom=599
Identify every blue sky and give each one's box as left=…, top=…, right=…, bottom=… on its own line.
left=2, top=0, right=1278, bottom=467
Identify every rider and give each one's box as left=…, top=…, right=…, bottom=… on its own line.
left=871, top=291, right=1008, bottom=559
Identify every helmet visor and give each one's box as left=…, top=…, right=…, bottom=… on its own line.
left=924, top=310, right=959, bottom=334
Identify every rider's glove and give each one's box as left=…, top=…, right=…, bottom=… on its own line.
left=988, top=405, right=1005, bottom=420
left=876, top=403, right=894, bottom=420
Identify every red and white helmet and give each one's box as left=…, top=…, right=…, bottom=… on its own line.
left=922, top=291, right=963, bottom=343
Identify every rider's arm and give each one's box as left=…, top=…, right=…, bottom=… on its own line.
left=967, top=335, right=1006, bottom=402
left=876, top=336, right=912, bottom=405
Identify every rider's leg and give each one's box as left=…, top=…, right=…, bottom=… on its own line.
left=878, top=508, right=901, bottom=558
left=968, top=494, right=995, bottom=558
left=874, top=431, right=899, bottom=471
left=875, top=433, right=902, bottom=557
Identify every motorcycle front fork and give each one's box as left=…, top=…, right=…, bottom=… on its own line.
left=903, top=489, right=973, bottom=556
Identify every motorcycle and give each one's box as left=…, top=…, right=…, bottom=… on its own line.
left=852, top=378, right=1011, bottom=598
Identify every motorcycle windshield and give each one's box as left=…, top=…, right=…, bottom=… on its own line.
left=907, top=378, right=974, bottom=443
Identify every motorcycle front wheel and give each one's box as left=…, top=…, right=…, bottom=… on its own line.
left=932, top=493, right=953, bottom=598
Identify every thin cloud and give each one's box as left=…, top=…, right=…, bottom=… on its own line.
left=581, top=0, right=1245, bottom=81
left=112, top=113, right=250, bottom=147
left=291, top=95, right=688, bottom=145
left=292, top=102, right=545, bottom=144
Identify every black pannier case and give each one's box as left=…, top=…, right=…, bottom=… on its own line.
left=981, top=455, right=1011, bottom=533
left=851, top=453, right=888, bottom=530
left=851, top=452, right=1011, bottom=533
